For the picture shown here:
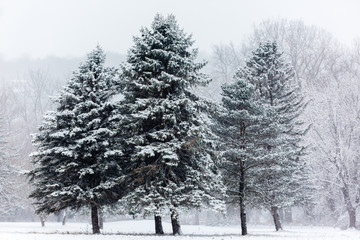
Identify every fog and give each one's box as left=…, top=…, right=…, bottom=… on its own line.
left=1, top=0, right=360, bottom=59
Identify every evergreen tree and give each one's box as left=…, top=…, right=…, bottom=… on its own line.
left=28, top=46, right=124, bottom=234
left=120, top=14, right=225, bottom=235
left=238, top=42, right=311, bottom=231
left=215, top=76, right=278, bottom=235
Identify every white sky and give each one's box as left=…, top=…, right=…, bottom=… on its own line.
left=0, top=0, right=359, bottom=60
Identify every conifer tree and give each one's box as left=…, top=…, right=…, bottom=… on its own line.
left=215, top=75, right=278, bottom=235
left=120, top=14, right=225, bottom=235
left=238, top=42, right=311, bottom=231
left=28, top=46, right=123, bottom=234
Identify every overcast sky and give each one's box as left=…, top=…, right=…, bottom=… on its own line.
left=0, top=0, right=359, bottom=60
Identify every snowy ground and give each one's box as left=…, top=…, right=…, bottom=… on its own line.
left=0, top=220, right=359, bottom=240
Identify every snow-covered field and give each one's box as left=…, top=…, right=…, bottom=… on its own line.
left=0, top=220, right=358, bottom=240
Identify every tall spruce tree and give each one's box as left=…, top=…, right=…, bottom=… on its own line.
left=215, top=75, right=278, bottom=235
left=238, top=42, right=311, bottom=231
left=28, top=46, right=124, bottom=234
left=120, top=14, right=225, bottom=235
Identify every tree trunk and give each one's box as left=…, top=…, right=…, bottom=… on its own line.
left=154, top=215, right=164, bottom=234
left=171, top=209, right=182, bottom=235
left=347, top=207, right=356, bottom=229
left=56, top=212, right=62, bottom=222
left=341, top=186, right=357, bottom=228
left=62, top=211, right=67, bottom=226
left=284, top=207, right=292, bottom=223
left=39, top=215, right=46, bottom=227
left=194, top=211, right=200, bottom=225
left=279, top=208, right=284, bottom=222
left=271, top=206, right=282, bottom=231
left=239, top=160, right=247, bottom=235
left=99, top=208, right=104, bottom=230
left=240, top=200, right=247, bottom=235
left=91, top=204, right=100, bottom=234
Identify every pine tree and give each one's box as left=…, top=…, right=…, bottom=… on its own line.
left=120, top=14, right=225, bottom=235
left=28, top=46, right=124, bottom=234
left=215, top=75, right=278, bottom=235
left=237, top=41, right=311, bottom=231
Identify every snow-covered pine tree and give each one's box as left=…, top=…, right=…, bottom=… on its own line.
left=28, top=46, right=124, bottom=234
left=238, top=41, right=311, bottom=231
left=215, top=75, right=278, bottom=235
left=120, top=14, right=225, bottom=235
